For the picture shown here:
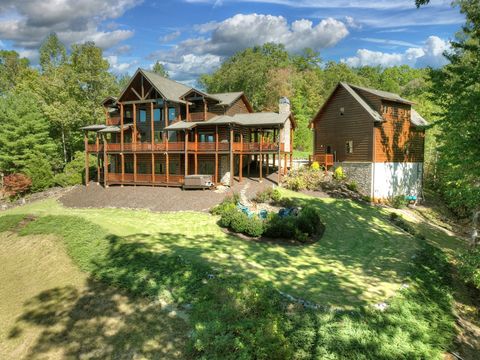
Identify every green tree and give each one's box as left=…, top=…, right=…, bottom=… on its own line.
left=0, top=50, right=30, bottom=94
left=25, top=153, right=55, bottom=192
left=0, top=91, right=57, bottom=173
left=152, top=61, right=169, bottom=77
left=39, top=33, right=67, bottom=73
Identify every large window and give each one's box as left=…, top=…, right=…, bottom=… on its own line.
left=199, top=132, right=214, bottom=142
left=168, top=107, right=176, bottom=122
left=137, top=162, right=148, bottom=174
left=154, top=131, right=162, bottom=142
left=139, top=109, right=147, bottom=123
left=155, top=161, right=164, bottom=174
left=154, top=108, right=162, bottom=123
left=169, top=160, right=178, bottom=174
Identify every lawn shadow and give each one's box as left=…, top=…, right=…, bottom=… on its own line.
left=9, top=277, right=189, bottom=360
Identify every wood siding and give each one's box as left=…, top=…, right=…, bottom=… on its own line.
left=375, top=101, right=425, bottom=162
left=312, top=86, right=373, bottom=162
left=226, top=97, right=251, bottom=116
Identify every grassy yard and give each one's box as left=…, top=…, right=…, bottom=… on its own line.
left=0, top=190, right=460, bottom=359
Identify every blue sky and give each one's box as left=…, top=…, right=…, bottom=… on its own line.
left=0, top=0, right=464, bottom=84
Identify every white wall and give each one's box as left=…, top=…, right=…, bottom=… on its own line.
left=372, top=162, right=423, bottom=199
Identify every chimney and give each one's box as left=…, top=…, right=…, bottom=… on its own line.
left=279, top=97, right=290, bottom=115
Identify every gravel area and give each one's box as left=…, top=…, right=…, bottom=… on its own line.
left=59, top=174, right=279, bottom=212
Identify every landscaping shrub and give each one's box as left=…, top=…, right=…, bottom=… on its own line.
left=264, top=213, right=297, bottom=239
left=310, top=161, right=320, bottom=171
left=390, top=195, right=407, bottom=209
left=254, top=188, right=282, bottom=203
left=296, top=206, right=323, bottom=237
left=346, top=181, right=358, bottom=192
left=284, top=168, right=325, bottom=191
left=2, top=173, right=31, bottom=198
left=217, top=204, right=237, bottom=228
left=284, top=175, right=306, bottom=191
left=333, top=166, right=345, bottom=180
left=457, top=248, right=480, bottom=290
left=25, top=155, right=54, bottom=192
left=55, top=151, right=96, bottom=186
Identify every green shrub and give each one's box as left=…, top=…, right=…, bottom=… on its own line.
left=346, top=181, right=358, bottom=192
left=296, top=206, right=322, bottom=237
left=211, top=200, right=236, bottom=217
left=230, top=210, right=249, bottom=234
left=457, top=248, right=480, bottom=290
left=333, top=166, right=345, bottom=180
left=25, top=155, right=54, bottom=192
left=264, top=213, right=297, bottom=239
left=217, top=205, right=237, bottom=228
left=310, top=161, right=320, bottom=171
left=390, top=195, right=407, bottom=209
left=243, top=216, right=264, bottom=237
left=55, top=151, right=96, bottom=187
left=285, top=176, right=306, bottom=191
left=254, top=188, right=282, bottom=204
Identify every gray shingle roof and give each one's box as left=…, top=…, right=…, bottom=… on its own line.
left=97, top=124, right=133, bottom=133
left=141, top=69, right=192, bottom=102
left=164, top=121, right=197, bottom=130
left=209, top=92, right=244, bottom=106
left=80, top=124, right=107, bottom=131
left=411, top=109, right=429, bottom=127
left=348, top=83, right=414, bottom=105
left=340, top=82, right=383, bottom=122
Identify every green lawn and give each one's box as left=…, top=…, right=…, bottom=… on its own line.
left=4, top=191, right=418, bottom=307
left=0, top=190, right=458, bottom=359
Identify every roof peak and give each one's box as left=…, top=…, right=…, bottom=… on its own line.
left=342, top=82, right=414, bottom=105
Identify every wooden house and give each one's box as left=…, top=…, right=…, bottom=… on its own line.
left=82, top=68, right=295, bottom=187
left=310, top=82, right=428, bottom=200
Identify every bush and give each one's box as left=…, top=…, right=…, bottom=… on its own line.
left=217, top=204, right=237, bottom=228
left=457, top=248, right=480, bottom=290
left=2, top=173, right=31, bottom=198
left=264, top=213, right=297, bottom=239
left=346, top=181, right=358, bottom=192
left=254, top=188, right=282, bottom=204
left=243, top=215, right=264, bottom=237
left=296, top=206, right=323, bottom=237
left=25, top=155, right=54, bottom=192
left=55, top=151, right=95, bottom=187
left=333, top=166, right=345, bottom=180
left=310, top=161, right=320, bottom=171
left=284, top=175, right=306, bottom=191
left=390, top=195, right=407, bottom=209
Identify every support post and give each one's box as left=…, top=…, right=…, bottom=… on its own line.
left=259, top=153, right=263, bottom=180
left=184, top=130, right=189, bottom=176
left=277, top=126, right=281, bottom=185
left=151, top=153, right=155, bottom=184
left=203, top=98, right=207, bottom=121
left=186, top=100, right=190, bottom=121
left=215, top=152, right=218, bottom=183
left=96, top=134, right=100, bottom=184
left=120, top=103, right=124, bottom=152
left=284, top=153, right=287, bottom=175
left=151, top=102, right=155, bottom=150
left=229, top=126, right=234, bottom=187
left=194, top=128, right=198, bottom=174
left=266, top=154, right=269, bottom=176
left=84, top=131, right=89, bottom=186
left=239, top=131, right=243, bottom=182
left=121, top=153, right=125, bottom=185
left=247, top=155, right=251, bottom=177
left=133, top=103, right=137, bottom=149
left=133, top=153, right=137, bottom=183
left=166, top=153, right=169, bottom=184
left=103, top=135, right=108, bottom=187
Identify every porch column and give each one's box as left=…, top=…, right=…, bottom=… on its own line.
left=186, top=100, right=190, bottom=121
left=259, top=154, right=263, bottom=181
left=151, top=153, right=155, bottom=184
left=284, top=153, right=288, bottom=175
left=290, top=127, right=294, bottom=172
left=166, top=152, right=169, bottom=184
left=96, top=134, right=100, bottom=184
left=194, top=128, right=198, bottom=174
left=103, top=135, right=108, bottom=187
left=133, top=153, right=137, bottom=184
left=184, top=130, right=189, bottom=176
left=84, top=131, right=89, bottom=186
left=266, top=154, right=269, bottom=176
left=239, top=131, right=243, bottom=182
left=203, top=98, right=207, bottom=121
left=277, top=126, right=281, bottom=185
left=133, top=103, right=137, bottom=148
left=229, top=126, right=234, bottom=187
left=121, top=153, right=125, bottom=185
left=215, top=125, right=219, bottom=183
left=120, top=103, right=124, bottom=151
left=151, top=102, right=155, bottom=149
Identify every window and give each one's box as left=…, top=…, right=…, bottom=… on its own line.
left=168, top=107, right=176, bottom=122
left=139, top=109, right=147, bottom=123
left=340, top=107, right=345, bottom=115
left=155, top=161, right=164, bottom=174
left=154, top=131, right=163, bottom=143
left=125, top=160, right=134, bottom=173
left=137, top=162, right=147, bottom=174
left=168, top=132, right=177, bottom=142
left=199, top=160, right=214, bottom=175
left=154, top=108, right=162, bottom=123
left=392, top=106, right=399, bottom=119
left=382, top=104, right=388, bottom=114
left=124, top=132, right=132, bottom=143
left=169, top=160, right=178, bottom=174
left=346, top=140, right=353, bottom=154
left=199, top=132, right=214, bottom=142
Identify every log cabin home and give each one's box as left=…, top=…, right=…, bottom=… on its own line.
left=82, top=68, right=295, bottom=187
left=310, top=82, right=428, bottom=200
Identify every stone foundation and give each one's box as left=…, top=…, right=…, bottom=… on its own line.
left=335, top=162, right=372, bottom=197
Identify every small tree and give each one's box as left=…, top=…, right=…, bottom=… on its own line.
left=24, top=154, right=55, bottom=192
left=2, top=174, right=32, bottom=198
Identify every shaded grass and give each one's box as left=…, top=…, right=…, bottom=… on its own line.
left=0, top=214, right=25, bottom=232
left=14, top=213, right=456, bottom=359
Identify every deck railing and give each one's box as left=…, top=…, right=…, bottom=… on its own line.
left=311, top=153, right=334, bottom=167
left=107, top=173, right=184, bottom=184
left=97, top=141, right=288, bottom=153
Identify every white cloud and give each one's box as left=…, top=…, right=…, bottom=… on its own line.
left=160, top=31, right=181, bottom=43
left=150, top=13, right=348, bottom=83
left=0, top=0, right=139, bottom=57
left=106, top=55, right=136, bottom=73
left=342, top=36, right=450, bottom=68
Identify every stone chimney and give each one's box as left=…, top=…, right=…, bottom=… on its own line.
left=279, top=97, right=290, bottom=115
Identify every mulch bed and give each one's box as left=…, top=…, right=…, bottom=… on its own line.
left=59, top=175, right=279, bottom=213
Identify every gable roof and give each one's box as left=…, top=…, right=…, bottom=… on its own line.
left=209, top=92, right=244, bottom=106
left=348, top=84, right=414, bottom=105
left=141, top=69, right=192, bottom=102
left=411, top=109, right=429, bottom=127
left=340, top=82, right=384, bottom=122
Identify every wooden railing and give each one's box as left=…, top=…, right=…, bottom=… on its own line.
left=97, top=141, right=288, bottom=153
left=312, top=153, right=335, bottom=167
left=107, top=173, right=184, bottom=184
